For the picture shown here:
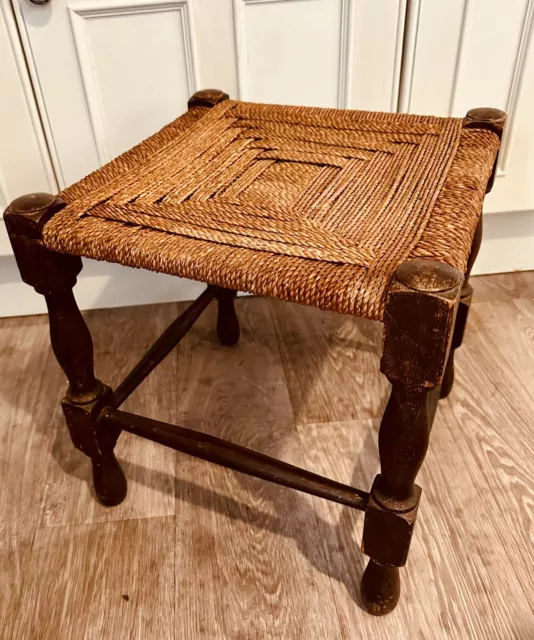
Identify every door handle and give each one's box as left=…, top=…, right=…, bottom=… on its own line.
left=27, top=0, right=52, bottom=5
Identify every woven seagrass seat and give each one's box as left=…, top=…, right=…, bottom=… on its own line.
left=5, top=90, right=506, bottom=619
left=41, top=95, right=500, bottom=321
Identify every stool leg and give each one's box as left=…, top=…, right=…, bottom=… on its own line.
left=361, top=259, right=463, bottom=615
left=213, top=287, right=240, bottom=346
left=440, top=217, right=482, bottom=398
left=4, top=193, right=127, bottom=507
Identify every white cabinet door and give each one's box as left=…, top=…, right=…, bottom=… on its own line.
left=401, top=0, right=534, bottom=214
left=233, top=0, right=406, bottom=112
left=14, top=0, right=407, bottom=189
left=7, top=0, right=406, bottom=316
left=0, top=0, right=56, bottom=256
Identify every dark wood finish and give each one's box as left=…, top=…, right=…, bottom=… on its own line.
left=361, top=259, right=463, bottom=615
left=361, top=560, right=401, bottom=617
left=62, top=386, right=126, bottom=506
left=46, top=290, right=101, bottom=403
left=464, top=107, right=507, bottom=138
left=441, top=217, right=483, bottom=398
left=2, top=284, right=534, bottom=635
left=464, top=107, right=506, bottom=192
left=112, top=287, right=216, bottom=407
left=4, top=193, right=127, bottom=506
left=187, top=89, right=230, bottom=110
left=213, top=286, right=240, bottom=346
left=381, top=260, right=463, bottom=391
left=100, top=407, right=370, bottom=511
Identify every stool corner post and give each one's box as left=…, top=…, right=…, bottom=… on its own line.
left=361, top=259, right=462, bottom=616
left=4, top=192, right=66, bottom=237
left=5, top=192, right=127, bottom=508
left=4, top=193, right=79, bottom=293
left=188, top=89, right=230, bottom=110
left=212, top=286, right=240, bottom=346
left=464, top=107, right=506, bottom=139
left=464, top=107, right=506, bottom=192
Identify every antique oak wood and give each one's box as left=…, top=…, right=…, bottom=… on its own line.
left=2, top=94, right=506, bottom=619
left=100, top=406, right=369, bottom=510
left=361, top=259, right=463, bottom=615
left=4, top=193, right=126, bottom=507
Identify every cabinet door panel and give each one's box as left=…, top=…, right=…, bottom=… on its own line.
left=0, top=0, right=55, bottom=256
left=405, top=0, right=534, bottom=213
left=15, top=0, right=406, bottom=189
left=234, top=0, right=406, bottom=111
left=16, top=0, right=208, bottom=187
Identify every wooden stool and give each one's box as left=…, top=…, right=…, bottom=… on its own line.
left=4, top=90, right=505, bottom=616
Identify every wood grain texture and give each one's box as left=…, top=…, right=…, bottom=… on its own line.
left=11, top=517, right=175, bottom=639
left=471, top=271, right=534, bottom=303
left=0, top=270, right=533, bottom=639
left=171, top=298, right=342, bottom=639
left=0, top=315, right=63, bottom=636
left=0, top=314, right=62, bottom=533
left=441, top=297, right=534, bottom=620
left=270, top=299, right=388, bottom=424
left=0, top=521, right=34, bottom=640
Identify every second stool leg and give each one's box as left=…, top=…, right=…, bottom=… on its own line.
left=361, top=259, right=463, bottom=615
left=440, top=217, right=482, bottom=398
left=5, top=193, right=127, bottom=507
left=214, top=287, right=240, bottom=346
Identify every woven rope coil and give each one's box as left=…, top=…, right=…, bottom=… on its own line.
left=43, top=100, right=500, bottom=320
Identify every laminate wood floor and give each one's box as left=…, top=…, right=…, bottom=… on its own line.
left=0, top=272, right=533, bottom=640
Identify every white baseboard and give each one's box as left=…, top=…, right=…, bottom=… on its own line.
left=1, top=209, right=533, bottom=318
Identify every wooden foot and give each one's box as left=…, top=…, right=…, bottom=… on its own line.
left=361, top=560, right=400, bottom=616
left=361, top=259, right=463, bottom=614
left=4, top=193, right=127, bottom=507
left=214, top=287, right=240, bottom=346
left=91, top=451, right=128, bottom=507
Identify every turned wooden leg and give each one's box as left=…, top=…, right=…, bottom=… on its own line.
left=213, top=287, right=240, bottom=346
left=4, top=193, right=127, bottom=507
left=361, top=259, right=463, bottom=615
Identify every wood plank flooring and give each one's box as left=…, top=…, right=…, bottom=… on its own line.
left=0, top=272, right=533, bottom=639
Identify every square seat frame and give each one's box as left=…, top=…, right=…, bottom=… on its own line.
left=4, top=90, right=506, bottom=617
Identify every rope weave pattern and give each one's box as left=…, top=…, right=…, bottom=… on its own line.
left=43, top=100, right=500, bottom=320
